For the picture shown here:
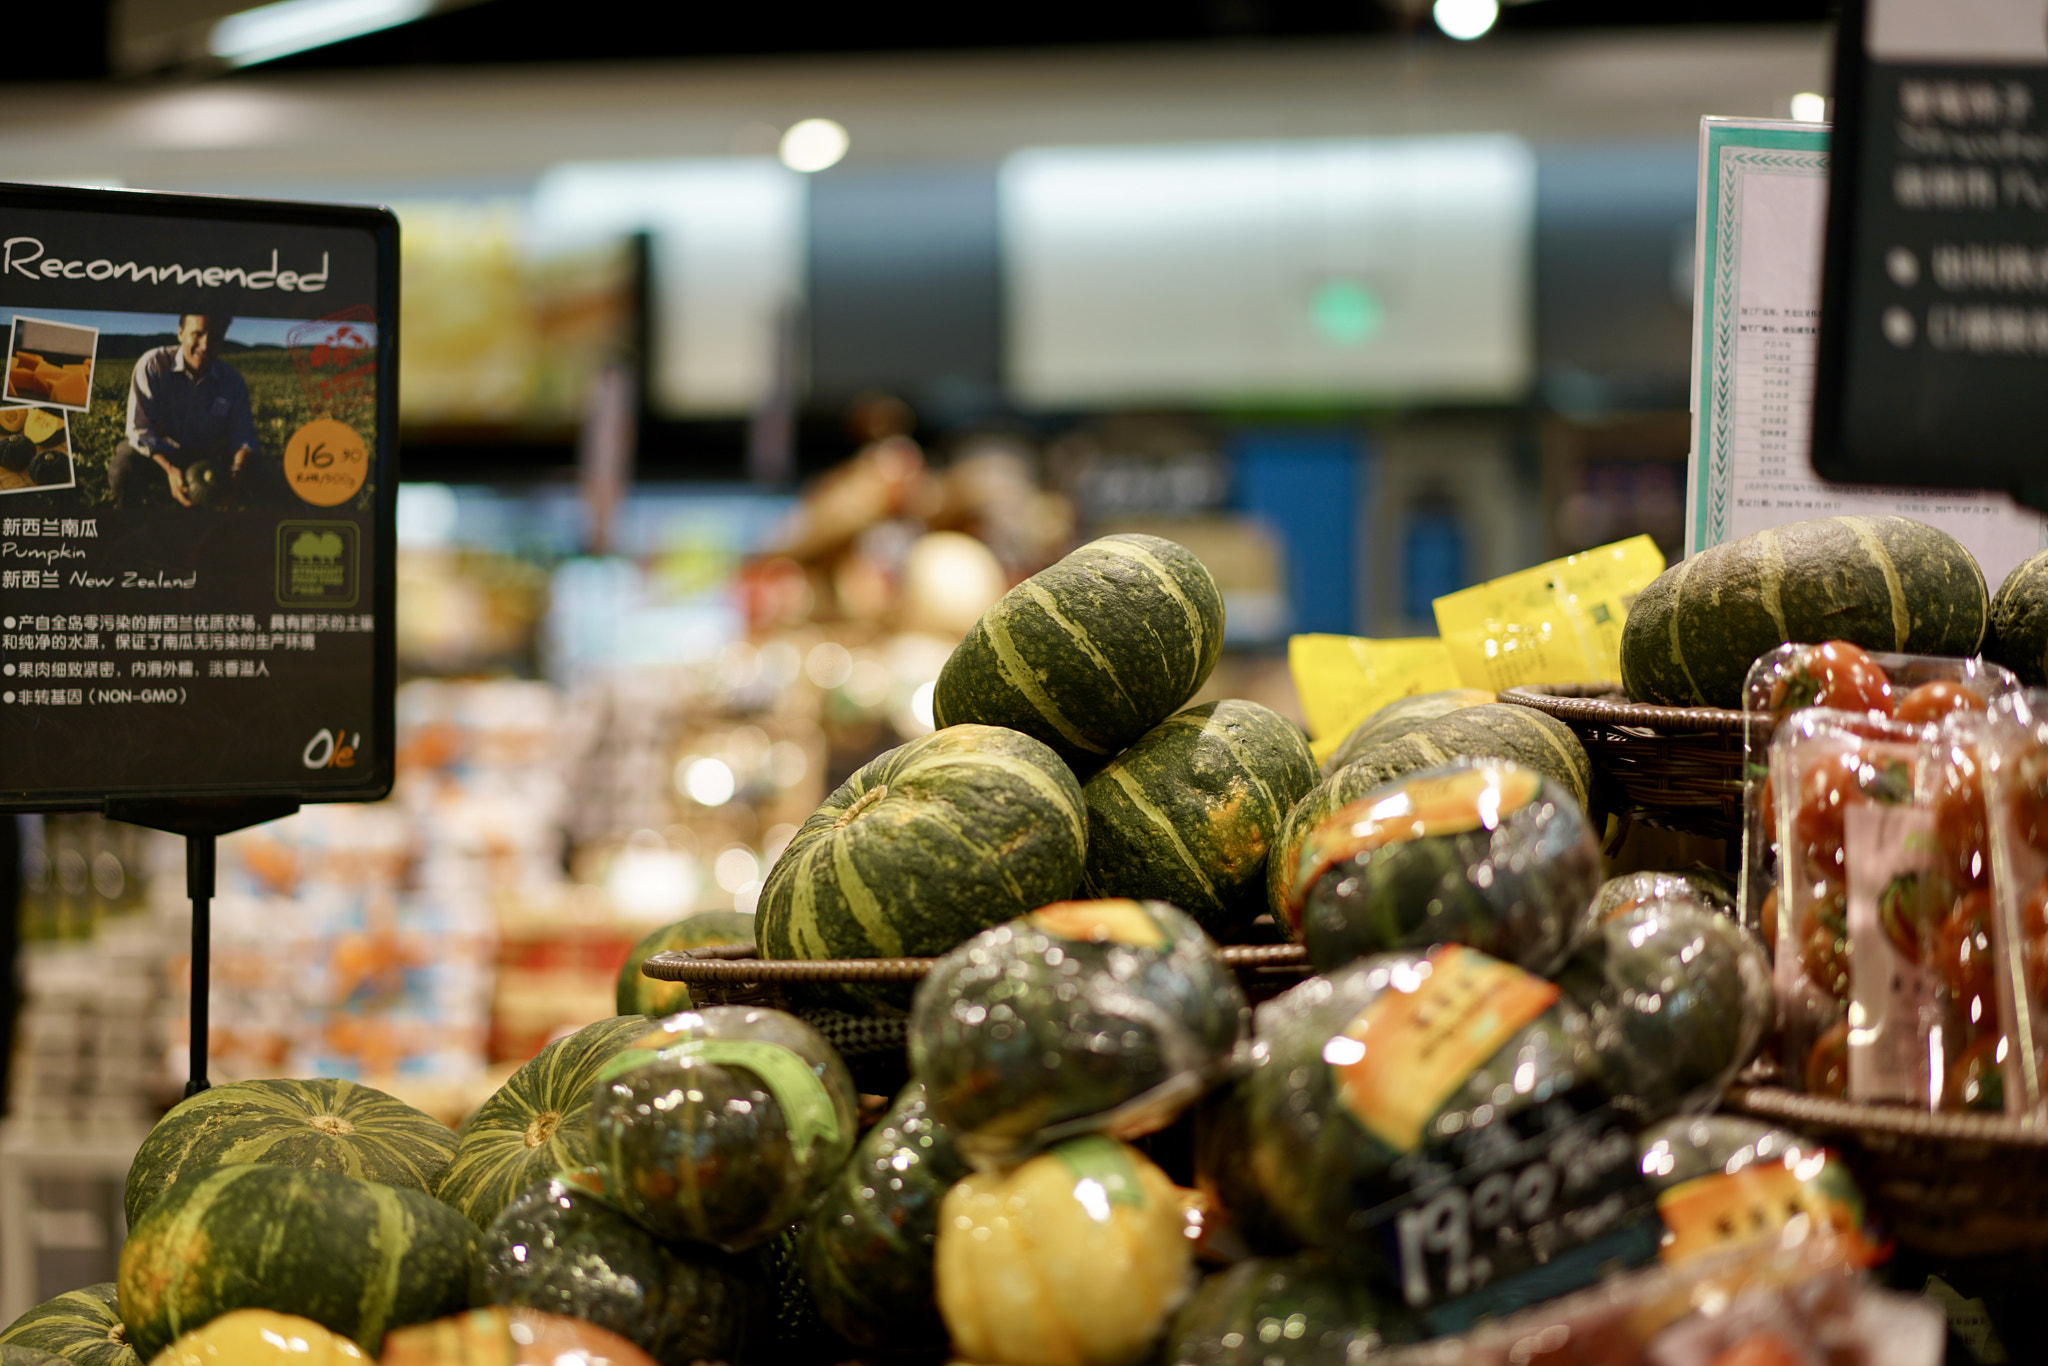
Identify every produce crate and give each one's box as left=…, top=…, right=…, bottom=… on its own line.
left=1726, top=1081, right=2048, bottom=1257
left=1498, top=683, right=1750, bottom=840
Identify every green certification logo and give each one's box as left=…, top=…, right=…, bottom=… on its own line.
left=277, top=520, right=359, bottom=607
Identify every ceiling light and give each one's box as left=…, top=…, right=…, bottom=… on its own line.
left=1433, top=0, right=1499, bottom=40
left=210, top=0, right=433, bottom=68
left=1790, top=92, right=1828, bottom=123
left=779, top=118, right=850, bottom=174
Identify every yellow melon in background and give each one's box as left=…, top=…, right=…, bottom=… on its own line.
left=147, top=1309, right=366, bottom=1364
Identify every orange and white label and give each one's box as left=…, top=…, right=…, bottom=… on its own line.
left=1028, top=899, right=1167, bottom=948
left=1289, top=764, right=1542, bottom=918
left=1656, top=1161, right=1871, bottom=1266
left=1330, top=944, right=1559, bottom=1153
left=285, top=418, right=370, bottom=506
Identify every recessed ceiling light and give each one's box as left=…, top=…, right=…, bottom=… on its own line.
left=779, top=118, right=850, bottom=174
left=210, top=0, right=434, bottom=69
left=1433, top=0, right=1499, bottom=41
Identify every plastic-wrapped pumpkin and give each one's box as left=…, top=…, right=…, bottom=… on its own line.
left=1290, top=761, right=1598, bottom=978
left=1245, top=949, right=1607, bottom=1268
left=911, top=899, right=1247, bottom=1166
left=482, top=1172, right=759, bottom=1365
left=147, top=1310, right=365, bottom=1363
left=801, top=1081, right=969, bottom=1351
left=935, top=1136, right=1194, bottom=1366
left=1636, top=1116, right=1877, bottom=1267
left=591, top=1006, right=858, bottom=1251
left=1159, top=1254, right=1416, bottom=1366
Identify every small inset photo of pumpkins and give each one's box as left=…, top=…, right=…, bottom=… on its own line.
left=0, top=404, right=75, bottom=495
left=5, top=314, right=99, bottom=412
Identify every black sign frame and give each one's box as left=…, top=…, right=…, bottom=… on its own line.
left=0, top=182, right=397, bottom=823
left=1813, top=0, right=2048, bottom=506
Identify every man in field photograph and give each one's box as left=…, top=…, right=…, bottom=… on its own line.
left=107, top=313, right=257, bottom=509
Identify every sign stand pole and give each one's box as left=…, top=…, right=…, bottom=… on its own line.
left=184, top=833, right=215, bottom=1097
left=107, top=796, right=299, bottom=1098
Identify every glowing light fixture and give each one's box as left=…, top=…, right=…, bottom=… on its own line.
left=779, top=118, right=850, bottom=173
left=1432, top=0, right=1499, bottom=40
left=210, top=0, right=433, bottom=67
left=1790, top=92, right=1828, bottom=123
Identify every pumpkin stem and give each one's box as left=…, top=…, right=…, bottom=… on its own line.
left=525, top=1111, right=562, bottom=1148
left=308, top=1114, right=355, bottom=1137
left=109, top=1324, right=129, bottom=1346
left=832, top=784, right=889, bottom=829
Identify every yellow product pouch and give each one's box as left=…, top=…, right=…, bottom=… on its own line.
left=1432, top=535, right=1665, bottom=692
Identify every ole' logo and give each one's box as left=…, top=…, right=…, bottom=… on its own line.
left=303, top=727, right=361, bottom=770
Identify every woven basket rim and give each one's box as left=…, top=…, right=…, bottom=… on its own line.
left=1499, top=683, right=1755, bottom=736
left=1727, top=1083, right=2048, bottom=1148
left=643, top=941, right=1309, bottom=984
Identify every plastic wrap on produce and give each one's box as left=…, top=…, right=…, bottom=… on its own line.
left=1635, top=1116, right=1879, bottom=1268
left=1764, top=704, right=2031, bottom=1108
left=1557, top=896, right=1771, bottom=1120
left=1159, top=1253, right=1420, bottom=1366
left=1738, top=642, right=2019, bottom=938
left=934, top=1135, right=1195, bottom=1366
left=1583, top=870, right=1733, bottom=934
left=909, top=898, right=1248, bottom=1169
left=1976, top=689, right=2048, bottom=1119
left=588, top=1005, right=858, bottom=1251
left=1241, top=951, right=1658, bottom=1329
left=1287, top=759, right=1600, bottom=979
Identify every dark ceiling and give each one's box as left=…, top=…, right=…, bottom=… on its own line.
left=53, top=0, right=1837, bottom=81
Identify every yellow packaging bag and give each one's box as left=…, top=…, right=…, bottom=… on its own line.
left=1286, top=635, right=1460, bottom=764
left=1432, top=535, right=1664, bottom=693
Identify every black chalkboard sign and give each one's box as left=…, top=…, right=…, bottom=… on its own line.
left=1814, top=0, right=2048, bottom=506
left=0, top=183, right=396, bottom=819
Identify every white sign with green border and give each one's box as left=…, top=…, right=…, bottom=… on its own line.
left=1685, top=116, right=2047, bottom=582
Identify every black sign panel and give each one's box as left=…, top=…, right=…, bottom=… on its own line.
left=0, top=183, right=395, bottom=811
left=1814, top=0, right=2048, bottom=501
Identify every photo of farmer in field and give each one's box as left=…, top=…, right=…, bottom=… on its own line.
left=0, top=306, right=378, bottom=512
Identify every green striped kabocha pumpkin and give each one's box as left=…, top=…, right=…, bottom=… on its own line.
left=1320, top=688, right=1495, bottom=777
left=1619, top=514, right=1988, bottom=709
left=615, top=910, right=759, bottom=1017
left=592, top=1006, right=859, bottom=1252
left=0, top=1348, right=64, bottom=1366
left=1080, top=700, right=1317, bottom=939
left=1292, top=761, right=1599, bottom=976
left=755, top=724, right=1086, bottom=1012
left=1160, top=1253, right=1416, bottom=1366
left=0, top=1285, right=138, bottom=1366
left=116, top=1164, right=482, bottom=1361
left=1265, top=703, right=1593, bottom=929
left=800, top=1081, right=970, bottom=1352
left=932, top=533, right=1225, bottom=774
left=123, top=1077, right=458, bottom=1230
left=483, top=1171, right=760, bottom=1365
left=1987, top=547, right=2048, bottom=686
left=434, top=1014, right=654, bottom=1229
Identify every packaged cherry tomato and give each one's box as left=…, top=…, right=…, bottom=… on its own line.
left=1972, top=690, right=2048, bottom=1119
left=1738, top=644, right=2019, bottom=937
left=1767, top=705, right=2018, bottom=1108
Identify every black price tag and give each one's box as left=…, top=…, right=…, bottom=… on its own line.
left=1814, top=0, right=2048, bottom=503
left=1365, top=1101, right=1661, bottom=1335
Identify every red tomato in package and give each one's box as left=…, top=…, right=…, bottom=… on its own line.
left=1792, top=742, right=1917, bottom=882
left=1769, top=641, right=1895, bottom=719
left=1893, top=679, right=1987, bottom=725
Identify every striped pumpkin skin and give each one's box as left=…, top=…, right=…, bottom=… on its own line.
left=932, top=534, right=1225, bottom=772
left=0, top=1285, right=139, bottom=1366
left=1265, top=704, right=1593, bottom=929
left=1320, top=688, right=1495, bottom=777
left=1, top=1348, right=65, bottom=1365
left=615, top=910, right=758, bottom=1017
left=1987, top=548, right=2048, bottom=686
left=756, top=725, right=1086, bottom=1011
left=1080, top=701, right=1317, bottom=938
left=123, top=1077, right=457, bottom=1229
left=116, top=1164, right=482, bottom=1362
left=433, top=1015, right=654, bottom=1229
left=1620, top=515, right=1988, bottom=708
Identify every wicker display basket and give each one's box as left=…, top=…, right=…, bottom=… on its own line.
left=641, top=941, right=1313, bottom=1095
left=1497, top=683, right=1752, bottom=840
left=1727, top=1081, right=2048, bottom=1256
